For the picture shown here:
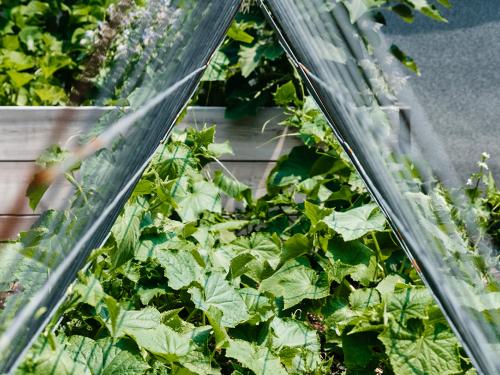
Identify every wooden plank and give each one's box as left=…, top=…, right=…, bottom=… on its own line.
left=0, top=161, right=276, bottom=238
left=0, top=160, right=276, bottom=214
left=0, top=216, right=38, bottom=240
left=0, top=162, right=73, bottom=215
left=0, top=106, right=299, bottom=162
left=178, top=107, right=297, bottom=161
left=0, top=107, right=110, bottom=161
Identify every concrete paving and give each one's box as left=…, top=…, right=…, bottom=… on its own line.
left=384, top=0, right=500, bottom=183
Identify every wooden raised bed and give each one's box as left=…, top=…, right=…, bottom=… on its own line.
left=0, top=106, right=299, bottom=239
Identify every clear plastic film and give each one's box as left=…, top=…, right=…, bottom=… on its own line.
left=0, top=0, right=241, bottom=371
left=260, top=0, right=499, bottom=373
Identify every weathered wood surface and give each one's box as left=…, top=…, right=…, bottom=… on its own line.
left=0, top=161, right=276, bottom=234
left=0, top=162, right=73, bottom=215
left=0, top=161, right=275, bottom=214
left=0, top=106, right=297, bottom=162
left=0, top=216, right=39, bottom=237
left=0, top=107, right=292, bottom=239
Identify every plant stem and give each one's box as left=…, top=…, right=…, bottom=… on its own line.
left=371, top=231, right=387, bottom=277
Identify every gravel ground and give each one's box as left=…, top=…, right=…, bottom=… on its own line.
left=384, top=0, right=500, bottom=183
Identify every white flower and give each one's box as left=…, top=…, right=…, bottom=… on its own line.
left=482, top=152, right=491, bottom=160
left=84, top=30, right=95, bottom=39
left=466, top=178, right=473, bottom=186
left=477, top=161, right=489, bottom=170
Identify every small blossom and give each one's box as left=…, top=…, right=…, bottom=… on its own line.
left=466, top=178, right=473, bottom=186
left=84, top=30, right=95, bottom=39
left=482, top=152, right=490, bottom=160
left=477, top=161, right=489, bottom=170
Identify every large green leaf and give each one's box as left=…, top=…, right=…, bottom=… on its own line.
left=270, top=317, right=320, bottom=353
left=227, top=232, right=281, bottom=280
left=260, top=259, right=330, bottom=309
left=379, top=320, right=461, bottom=375
left=386, top=287, right=433, bottom=324
left=155, top=248, right=202, bottom=290
left=342, top=332, right=381, bottom=371
left=103, top=307, right=192, bottom=362
left=151, top=143, right=195, bottom=180
left=7, top=70, right=34, bottom=87
left=66, top=336, right=149, bottom=375
left=104, top=306, right=160, bottom=338
left=188, top=272, right=249, bottom=327
left=349, top=288, right=381, bottom=311
left=203, top=51, right=230, bottom=81
left=322, top=203, right=386, bottom=241
left=238, top=43, right=261, bottom=78
left=176, top=181, right=222, bottom=221
left=73, top=274, right=107, bottom=307
left=21, top=336, right=149, bottom=375
left=132, top=325, right=192, bottom=362
left=281, top=234, right=311, bottom=264
left=324, top=240, right=377, bottom=285
left=225, top=339, right=287, bottom=375
left=239, top=287, right=275, bottom=325
left=269, top=146, right=319, bottom=188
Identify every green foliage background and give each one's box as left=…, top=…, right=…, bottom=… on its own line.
left=4, top=0, right=500, bottom=373
left=0, top=0, right=115, bottom=105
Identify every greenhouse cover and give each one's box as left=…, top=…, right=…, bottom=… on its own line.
left=0, top=0, right=498, bottom=374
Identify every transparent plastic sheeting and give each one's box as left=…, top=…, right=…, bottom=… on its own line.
left=260, top=0, right=499, bottom=373
left=0, top=0, right=241, bottom=371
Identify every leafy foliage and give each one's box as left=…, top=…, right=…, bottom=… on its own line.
left=194, top=0, right=451, bottom=118
left=7, top=0, right=492, bottom=373
left=466, top=152, right=500, bottom=248
left=0, top=0, right=118, bottom=105
left=16, top=118, right=477, bottom=374
left=195, top=5, right=295, bottom=118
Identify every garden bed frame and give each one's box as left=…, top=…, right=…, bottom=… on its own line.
left=0, top=106, right=297, bottom=239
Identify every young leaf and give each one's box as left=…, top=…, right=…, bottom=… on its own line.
left=227, top=23, right=254, bottom=44
left=274, top=81, right=299, bottom=107
left=390, top=44, right=420, bottom=75
left=205, top=305, right=230, bottom=349
left=214, top=170, right=252, bottom=203
left=409, top=0, right=448, bottom=22
left=26, top=145, right=67, bottom=210
left=391, top=4, right=414, bottom=23
left=322, top=203, right=386, bottom=241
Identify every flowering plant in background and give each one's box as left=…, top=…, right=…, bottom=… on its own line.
left=0, top=0, right=117, bottom=105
